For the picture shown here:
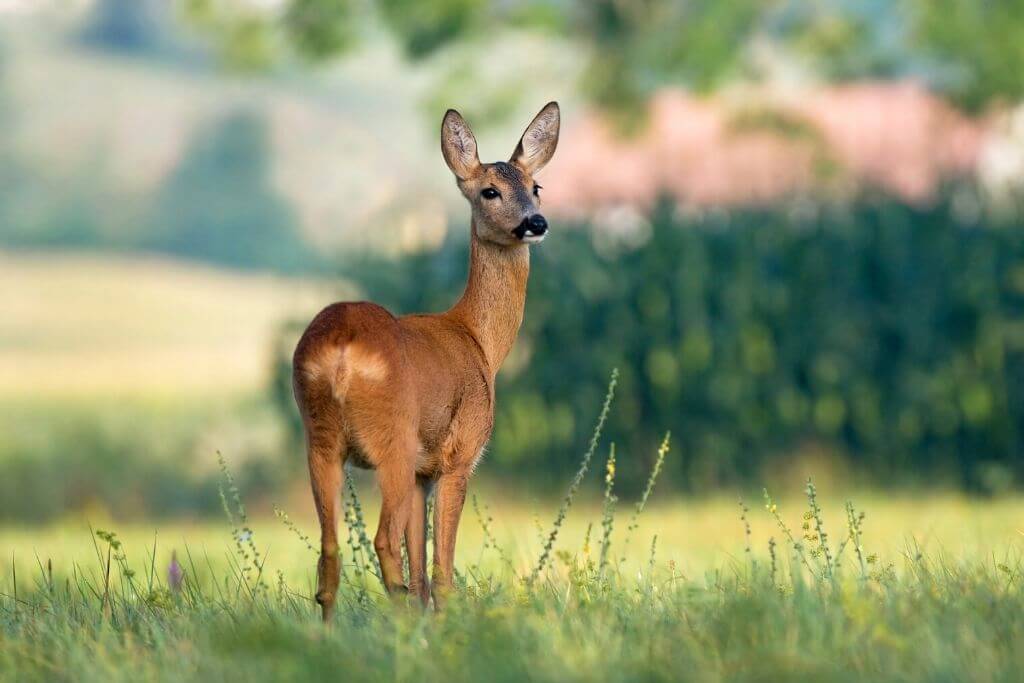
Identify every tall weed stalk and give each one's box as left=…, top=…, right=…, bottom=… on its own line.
left=530, top=368, right=618, bottom=584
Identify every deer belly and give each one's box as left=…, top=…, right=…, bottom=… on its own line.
left=346, top=444, right=375, bottom=470
left=415, top=446, right=441, bottom=476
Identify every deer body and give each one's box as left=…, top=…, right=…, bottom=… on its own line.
left=293, top=104, right=560, bottom=618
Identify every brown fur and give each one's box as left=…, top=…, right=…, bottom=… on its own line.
left=293, top=103, right=560, bottom=617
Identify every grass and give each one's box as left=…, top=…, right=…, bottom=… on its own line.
left=2, top=491, right=1022, bottom=580
left=2, top=447, right=1024, bottom=680
left=2, top=377, right=1023, bottom=681
left=2, top=485, right=1023, bottom=682
left=2, top=373, right=1024, bottom=681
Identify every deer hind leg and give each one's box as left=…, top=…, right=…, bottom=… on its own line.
left=405, top=476, right=432, bottom=606
left=371, top=440, right=417, bottom=596
left=300, top=390, right=346, bottom=622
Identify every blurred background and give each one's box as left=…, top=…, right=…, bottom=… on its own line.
left=3, top=0, right=1024, bottom=527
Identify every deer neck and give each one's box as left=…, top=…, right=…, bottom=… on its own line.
left=448, top=223, right=531, bottom=376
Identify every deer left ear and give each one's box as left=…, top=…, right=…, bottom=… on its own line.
left=511, top=101, right=560, bottom=174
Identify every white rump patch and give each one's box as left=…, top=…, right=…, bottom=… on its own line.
left=343, top=344, right=388, bottom=382
left=302, top=345, right=343, bottom=382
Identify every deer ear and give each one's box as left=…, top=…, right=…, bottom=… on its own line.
left=441, top=109, right=480, bottom=180
left=511, top=101, right=560, bottom=174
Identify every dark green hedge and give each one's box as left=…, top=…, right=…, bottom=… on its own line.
left=278, top=195, right=1024, bottom=493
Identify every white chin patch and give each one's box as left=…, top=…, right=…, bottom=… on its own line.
left=522, top=233, right=546, bottom=244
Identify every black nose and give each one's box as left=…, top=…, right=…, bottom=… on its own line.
left=528, top=214, right=548, bottom=235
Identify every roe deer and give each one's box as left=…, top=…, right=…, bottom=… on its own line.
left=293, top=102, right=560, bottom=618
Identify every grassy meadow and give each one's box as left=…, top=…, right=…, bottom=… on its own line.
left=2, top=472, right=1024, bottom=682
left=3, top=487, right=1023, bottom=588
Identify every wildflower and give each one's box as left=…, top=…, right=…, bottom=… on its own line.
left=168, top=551, right=183, bottom=593
left=599, top=444, right=618, bottom=574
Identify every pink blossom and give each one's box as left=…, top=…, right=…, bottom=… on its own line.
left=543, top=81, right=987, bottom=217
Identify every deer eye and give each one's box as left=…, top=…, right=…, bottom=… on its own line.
left=481, top=188, right=501, bottom=200
left=533, top=184, right=542, bottom=197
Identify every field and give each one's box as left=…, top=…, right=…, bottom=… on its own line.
left=0, top=250, right=337, bottom=399
left=2, top=468, right=1023, bottom=682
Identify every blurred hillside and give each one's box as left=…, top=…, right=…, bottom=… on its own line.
left=0, top=1, right=576, bottom=264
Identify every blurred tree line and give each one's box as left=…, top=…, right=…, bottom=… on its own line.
left=273, top=194, right=1024, bottom=495
left=183, top=0, right=1024, bottom=119
left=144, top=111, right=310, bottom=271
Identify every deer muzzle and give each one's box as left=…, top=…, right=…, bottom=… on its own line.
left=514, top=214, right=548, bottom=242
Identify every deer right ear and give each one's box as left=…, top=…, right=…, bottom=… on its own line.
left=441, top=109, right=480, bottom=180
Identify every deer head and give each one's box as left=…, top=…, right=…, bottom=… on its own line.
left=441, top=102, right=560, bottom=246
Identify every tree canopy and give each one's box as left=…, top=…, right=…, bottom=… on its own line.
left=183, top=0, right=1024, bottom=116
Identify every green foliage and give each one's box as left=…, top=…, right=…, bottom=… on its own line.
left=299, top=195, right=1024, bottom=493
left=283, top=0, right=357, bottom=61
left=205, top=0, right=1024, bottom=118
left=578, top=0, right=762, bottom=119
left=145, top=109, right=311, bottom=272
left=183, top=0, right=277, bottom=70
left=912, top=0, right=1024, bottom=111
left=779, top=0, right=914, bottom=82
left=377, top=0, right=484, bottom=58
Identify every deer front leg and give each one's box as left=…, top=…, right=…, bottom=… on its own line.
left=405, top=476, right=431, bottom=606
left=431, top=471, right=469, bottom=608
